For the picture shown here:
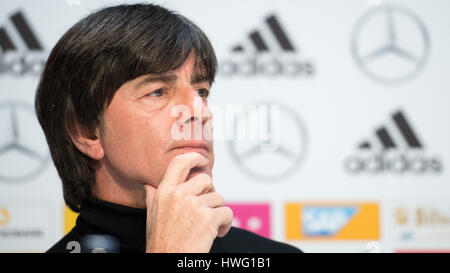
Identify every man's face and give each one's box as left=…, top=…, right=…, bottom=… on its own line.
left=98, top=52, right=214, bottom=189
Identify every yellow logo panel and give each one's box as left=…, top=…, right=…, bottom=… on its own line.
left=286, top=202, right=379, bottom=240
left=64, top=205, right=79, bottom=235
left=0, top=207, right=10, bottom=227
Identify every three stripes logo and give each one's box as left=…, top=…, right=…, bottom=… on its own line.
left=219, top=14, right=315, bottom=77
left=231, top=15, right=295, bottom=53
left=345, top=110, right=442, bottom=175
left=0, top=10, right=46, bottom=76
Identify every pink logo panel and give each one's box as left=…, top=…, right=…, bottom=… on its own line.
left=225, top=203, right=271, bottom=238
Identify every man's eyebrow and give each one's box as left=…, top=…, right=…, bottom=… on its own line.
left=191, top=73, right=211, bottom=85
left=135, top=72, right=211, bottom=89
left=135, top=73, right=178, bottom=88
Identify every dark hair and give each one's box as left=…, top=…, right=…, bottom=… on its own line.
left=35, top=3, right=217, bottom=212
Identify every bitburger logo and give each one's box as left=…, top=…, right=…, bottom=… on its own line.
left=219, top=14, right=315, bottom=78
left=0, top=10, right=46, bottom=76
left=344, top=110, right=442, bottom=175
left=0, top=207, right=10, bottom=227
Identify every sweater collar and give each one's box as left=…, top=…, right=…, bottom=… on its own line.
left=76, top=197, right=147, bottom=251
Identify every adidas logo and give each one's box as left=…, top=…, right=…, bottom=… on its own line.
left=231, top=15, right=295, bottom=53
left=0, top=10, right=46, bottom=76
left=219, top=14, right=315, bottom=77
left=344, top=110, right=442, bottom=175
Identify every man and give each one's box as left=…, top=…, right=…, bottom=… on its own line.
left=36, top=3, right=301, bottom=253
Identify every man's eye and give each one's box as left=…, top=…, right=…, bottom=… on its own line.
left=197, top=88, right=209, bottom=97
left=147, top=88, right=165, bottom=97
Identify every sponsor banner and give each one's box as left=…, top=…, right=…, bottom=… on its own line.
left=0, top=0, right=449, bottom=253
left=344, top=110, right=442, bottom=175
left=64, top=205, right=78, bottom=235
left=219, top=14, right=315, bottom=78
left=227, top=102, right=308, bottom=181
left=395, top=250, right=450, bottom=253
left=226, top=203, right=271, bottom=238
left=393, top=202, right=450, bottom=244
left=0, top=10, right=47, bottom=77
left=351, top=5, right=430, bottom=84
left=0, top=201, right=53, bottom=252
left=0, top=101, right=50, bottom=182
left=286, top=202, right=379, bottom=240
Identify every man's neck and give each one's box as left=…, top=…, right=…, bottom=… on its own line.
left=93, top=164, right=147, bottom=209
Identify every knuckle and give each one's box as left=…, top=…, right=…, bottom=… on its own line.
left=214, top=193, right=224, bottom=206
left=190, top=197, right=202, bottom=208
left=206, top=211, right=216, bottom=224
left=157, top=187, right=170, bottom=199
left=199, top=215, right=217, bottom=236
left=197, top=173, right=212, bottom=182
left=171, top=189, right=184, bottom=202
left=199, top=174, right=213, bottom=187
left=224, top=207, right=233, bottom=219
left=194, top=174, right=213, bottom=191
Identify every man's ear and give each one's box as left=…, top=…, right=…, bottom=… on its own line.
left=68, top=124, right=104, bottom=160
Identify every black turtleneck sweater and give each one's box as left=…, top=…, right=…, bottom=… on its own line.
left=47, top=197, right=302, bottom=253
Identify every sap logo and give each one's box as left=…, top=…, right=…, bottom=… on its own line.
left=286, top=202, right=379, bottom=240
left=302, top=206, right=358, bottom=236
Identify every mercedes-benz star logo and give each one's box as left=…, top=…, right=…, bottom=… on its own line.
left=0, top=101, right=49, bottom=182
left=228, top=102, right=307, bottom=181
left=351, top=5, right=430, bottom=84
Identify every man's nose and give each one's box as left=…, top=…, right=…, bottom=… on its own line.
left=178, top=115, right=198, bottom=125
left=175, top=87, right=210, bottom=125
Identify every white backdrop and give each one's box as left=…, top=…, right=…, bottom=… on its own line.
left=0, top=0, right=449, bottom=253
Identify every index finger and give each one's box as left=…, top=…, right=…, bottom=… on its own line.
left=160, top=152, right=210, bottom=188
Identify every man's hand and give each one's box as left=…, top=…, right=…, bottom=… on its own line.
left=144, top=152, right=233, bottom=253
